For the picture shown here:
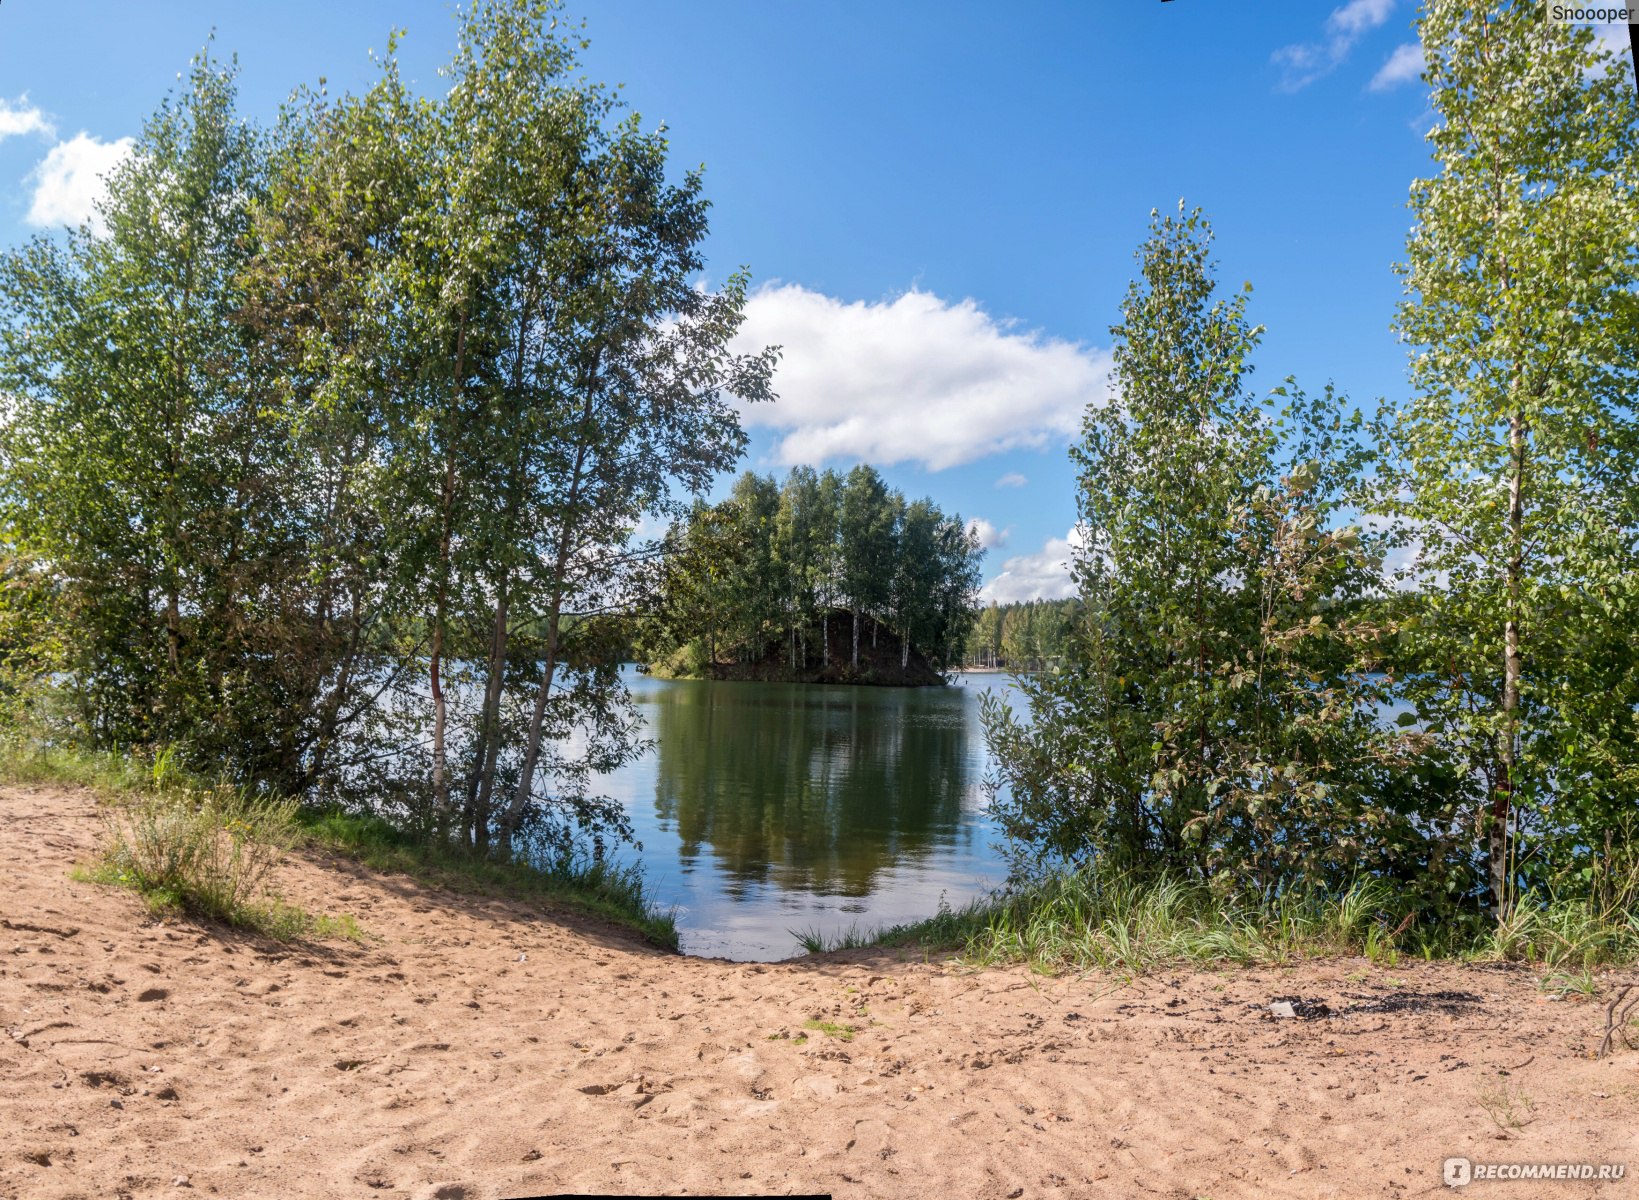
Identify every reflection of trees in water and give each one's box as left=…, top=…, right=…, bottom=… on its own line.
left=651, top=681, right=975, bottom=896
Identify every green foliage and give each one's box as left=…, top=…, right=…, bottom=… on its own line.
left=983, top=12, right=1638, bottom=935
left=847, top=865, right=1639, bottom=975
left=299, top=807, right=678, bottom=951
left=91, top=779, right=363, bottom=942
left=0, top=51, right=277, bottom=768
left=963, top=599, right=1080, bottom=671
left=0, top=0, right=770, bottom=876
left=1379, top=1, right=1639, bottom=913
left=984, top=206, right=1453, bottom=899
left=650, top=466, right=983, bottom=679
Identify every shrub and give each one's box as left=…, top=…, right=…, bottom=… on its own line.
left=101, top=783, right=301, bottom=924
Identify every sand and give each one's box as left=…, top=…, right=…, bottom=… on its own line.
left=2, top=782, right=1635, bottom=1200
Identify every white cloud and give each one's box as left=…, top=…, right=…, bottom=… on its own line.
left=0, top=96, right=53, bottom=142
left=25, top=132, right=135, bottom=232
left=731, top=284, right=1112, bottom=472
left=966, top=517, right=1008, bottom=551
left=1369, top=42, right=1424, bottom=91
left=1273, top=0, right=1397, bottom=91
left=994, top=472, right=1028, bottom=489
left=981, top=527, right=1083, bottom=603
left=1328, top=0, right=1395, bottom=38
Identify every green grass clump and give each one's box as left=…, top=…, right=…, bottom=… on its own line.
left=816, top=864, right=1639, bottom=976
left=299, top=808, right=679, bottom=952
left=793, top=901, right=997, bottom=956
left=0, top=739, right=161, bottom=795
left=1471, top=889, right=1639, bottom=971
left=88, top=778, right=362, bottom=943
left=6, top=742, right=672, bottom=950
left=802, top=1018, right=858, bottom=1041
left=947, top=872, right=1406, bottom=973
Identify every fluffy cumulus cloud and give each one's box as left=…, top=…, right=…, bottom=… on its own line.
left=1273, top=0, right=1397, bottom=91
left=731, top=284, right=1112, bottom=472
left=0, top=96, right=53, bottom=142
left=1369, top=42, right=1424, bottom=91
left=966, top=517, right=1008, bottom=551
left=981, top=527, right=1083, bottom=604
left=994, top=472, right=1028, bottom=489
left=25, top=132, right=135, bottom=232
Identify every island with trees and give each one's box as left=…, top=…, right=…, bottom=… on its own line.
left=642, top=465, right=984, bottom=685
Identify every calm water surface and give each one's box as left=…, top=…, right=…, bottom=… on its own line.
left=601, top=666, right=1020, bottom=960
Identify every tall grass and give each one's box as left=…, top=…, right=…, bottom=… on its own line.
left=0, top=739, right=163, bottom=794
left=948, top=871, right=1402, bottom=972
left=299, top=808, right=679, bottom=952
left=103, top=785, right=300, bottom=917
left=4, top=741, right=672, bottom=950
left=831, top=865, right=1639, bottom=974
left=1477, top=888, right=1639, bottom=970
left=86, top=772, right=361, bottom=942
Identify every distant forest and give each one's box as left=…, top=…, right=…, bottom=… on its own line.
left=645, top=466, right=983, bottom=684
left=963, top=599, right=1079, bottom=672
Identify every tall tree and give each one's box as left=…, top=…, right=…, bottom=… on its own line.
left=1382, top=0, right=1639, bottom=915
left=239, top=53, right=423, bottom=798
left=490, top=0, right=776, bottom=847
left=984, top=208, right=1432, bottom=893
left=839, top=464, right=895, bottom=668
left=772, top=465, right=824, bottom=669
left=0, top=51, right=269, bottom=763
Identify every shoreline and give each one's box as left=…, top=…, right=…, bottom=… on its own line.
left=4, top=781, right=1635, bottom=1199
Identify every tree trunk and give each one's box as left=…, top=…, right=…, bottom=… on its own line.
left=505, top=590, right=564, bottom=846
left=429, top=615, right=448, bottom=826
left=429, top=468, right=457, bottom=833
left=1493, top=411, right=1527, bottom=918
left=468, top=574, right=511, bottom=851
left=499, top=366, right=599, bottom=848
left=429, top=318, right=467, bottom=838
left=469, top=312, right=532, bottom=850
left=165, top=591, right=182, bottom=673
left=852, top=608, right=859, bottom=669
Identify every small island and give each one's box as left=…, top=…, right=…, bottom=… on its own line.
left=643, top=465, right=984, bottom=686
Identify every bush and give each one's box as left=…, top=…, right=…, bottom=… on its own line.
left=299, top=806, right=679, bottom=951
left=101, top=782, right=302, bottom=925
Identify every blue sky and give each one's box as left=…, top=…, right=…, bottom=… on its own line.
left=1, top=2, right=1629, bottom=600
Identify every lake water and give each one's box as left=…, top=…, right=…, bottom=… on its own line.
left=601, top=666, right=1020, bottom=960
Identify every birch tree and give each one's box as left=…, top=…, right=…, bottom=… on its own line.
left=1382, top=0, right=1639, bottom=915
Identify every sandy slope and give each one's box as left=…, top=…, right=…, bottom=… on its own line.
left=1, top=783, right=1635, bottom=1200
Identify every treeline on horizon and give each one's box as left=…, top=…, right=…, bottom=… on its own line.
left=0, top=0, right=776, bottom=857
left=643, top=465, right=984, bottom=682
left=964, top=599, right=1079, bottom=671
left=984, top=2, right=1638, bottom=930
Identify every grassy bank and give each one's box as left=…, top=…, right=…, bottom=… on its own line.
left=0, top=741, right=677, bottom=952
left=807, top=868, right=1639, bottom=984
left=298, top=808, right=678, bottom=951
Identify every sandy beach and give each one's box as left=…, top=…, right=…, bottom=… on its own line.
left=2, top=782, right=1635, bottom=1200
